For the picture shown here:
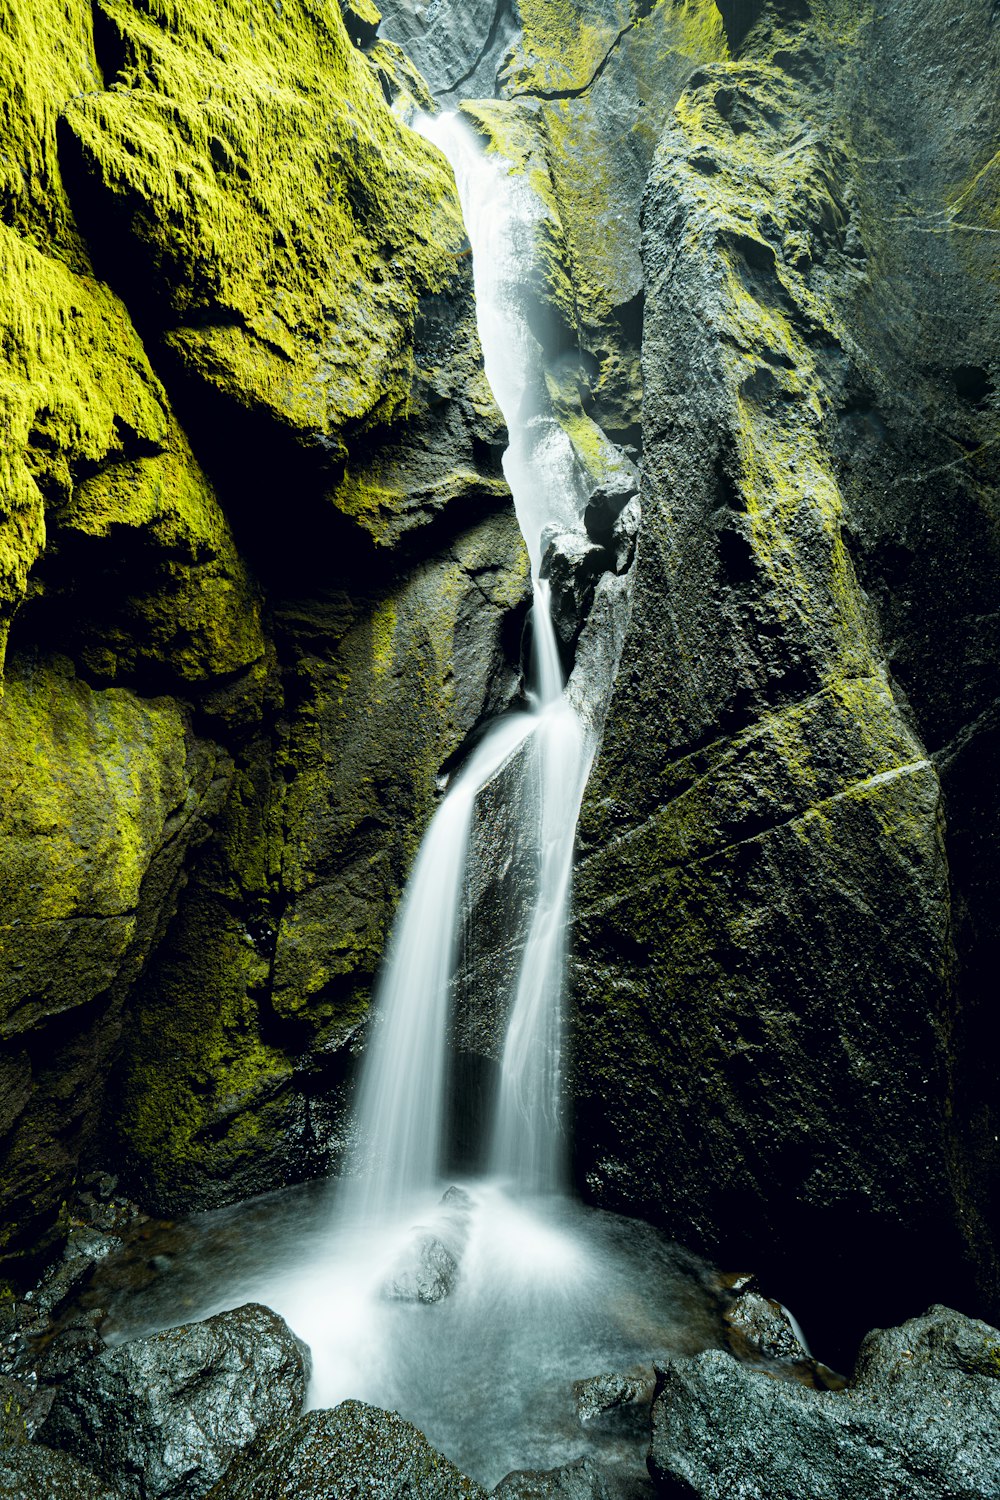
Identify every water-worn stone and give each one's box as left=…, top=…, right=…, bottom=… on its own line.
left=39, top=1303, right=310, bottom=1500
left=541, top=529, right=609, bottom=648
left=495, top=1455, right=649, bottom=1499
left=0, top=1443, right=128, bottom=1500
left=382, top=1186, right=473, bottom=1304
left=207, top=1401, right=488, bottom=1499
left=648, top=1305, right=1000, bottom=1500
left=574, top=1368, right=653, bottom=1424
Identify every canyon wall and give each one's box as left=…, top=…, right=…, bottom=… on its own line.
left=1, top=0, right=997, bottom=1365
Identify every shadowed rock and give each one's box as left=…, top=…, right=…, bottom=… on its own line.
left=207, top=1402, right=488, bottom=1499
left=0, top=1444, right=128, bottom=1500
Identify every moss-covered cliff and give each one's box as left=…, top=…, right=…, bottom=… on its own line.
left=0, top=0, right=526, bottom=1279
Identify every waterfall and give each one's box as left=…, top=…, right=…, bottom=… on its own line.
left=346, top=111, right=596, bottom=1215
left=101, top=113, right=705, bottom=1498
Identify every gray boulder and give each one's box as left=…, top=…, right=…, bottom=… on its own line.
left=39, top=1302, right=310, bottom=1500
left=0, top=1443, right=128, bottom=1500
left=648, top=1305, right=1000, bottom=1499
left=207, top=1402, right=488, bottom=1499
left=382, top=1185, right=473, bottom=1304
left=574, top=1368, right=654, bottom=1424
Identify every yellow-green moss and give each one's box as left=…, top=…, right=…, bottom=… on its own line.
left=0, top=0, right=98, bottom=269
left=0, top=657, right=193, bottom=1035
left=63, top=0, right=470, bottom=471
left=0, top=219, right=264, bottom=683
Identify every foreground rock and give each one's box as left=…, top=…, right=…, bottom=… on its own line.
left=648, top=1305, right=1000, bottom=1499
left=39, top=1303, right=309, bottom=1500
left=574, top=1369, right=654, bottom=1424
left=0, top=1443, right=127, bottom=1500
left=208, top=1402, right=487, bottom=1499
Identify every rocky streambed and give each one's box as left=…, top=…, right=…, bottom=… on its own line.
left=2, top=1179, right=999, bottom=1499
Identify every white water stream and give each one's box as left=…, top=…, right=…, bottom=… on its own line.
left=97, top=114, right=722, bottom=1491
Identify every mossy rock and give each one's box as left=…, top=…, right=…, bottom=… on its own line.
left=59, top=0, right=498, bottom=544
left=0, top=655, right=226, bottom=1277
left=114, top=507, right=530, bottom=1211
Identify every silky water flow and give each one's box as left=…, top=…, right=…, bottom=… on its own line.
left=95, top=116, right=724, bottom=1489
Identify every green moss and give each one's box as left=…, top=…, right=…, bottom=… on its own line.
left=62, top=0, right=472, bottom=502
left=0, top=656, right=193, bottom=1035
left=0, top=0, right=98, bottom=270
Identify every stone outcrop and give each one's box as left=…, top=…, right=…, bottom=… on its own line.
left=206, top=1402, right=489, bottom=1500
left=39, top=1303, right=310, bottom=1500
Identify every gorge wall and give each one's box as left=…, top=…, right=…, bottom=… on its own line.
left=1, top=0, right=998, bottom=1365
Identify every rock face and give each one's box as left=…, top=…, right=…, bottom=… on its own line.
left=207, top=1402, right=489, bottom=1500
left=648, top=1305, right=1000, bottom=1500
left=39, top=1303, right=310, bottom=1500
left=571, top=0, right=1000, bottom=1359
left=1, top=0, right=526, bottom=1267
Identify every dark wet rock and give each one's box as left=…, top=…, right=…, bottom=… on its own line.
left=494, top=1455, right=650, bottom=1499
left=722, top=1281, right=807, bottom=1364
left=34, top=1317, right=106, bottom=1385
left=64, top=1228, right=125, bottom=1265
left=39, top=1302, right=309, bottom=1500
left=648, top=1305, right=1000, bottom=1500
left=608, top=498, right=639, bottom=575
left=31, top=1253, right=99, bottom=1322
left=383, top=1234, right=459, bottom=1305
left=574, top=1368, right=654, bottom=1424
left=0, top=1373, right=31, bottom=1446
left=340, top=0, right=382, bottom=48
left=0, top=1443, right=128, bottom=1500
left=207, top=1401, right=488, bottom=1499
left=541, top=529, right=610, bottom=647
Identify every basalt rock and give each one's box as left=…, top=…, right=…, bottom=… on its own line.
left=39, top=1302, right=310, bottom=1500
left=207, top=1402, right=488, bottom=1500
left=541, top=529, right=610, bottom=648
left=494, top=1455, right=648, bottom=1499
left=648, top=1305, right=1000, bottom=1500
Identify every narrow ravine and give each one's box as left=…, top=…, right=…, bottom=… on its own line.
left=95, top=113, right=718, bottom=1492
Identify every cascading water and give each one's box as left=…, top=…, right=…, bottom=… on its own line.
left=346, top=109, right=596, bottom=1216
left=95, top=113, right=723, bottom=1491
